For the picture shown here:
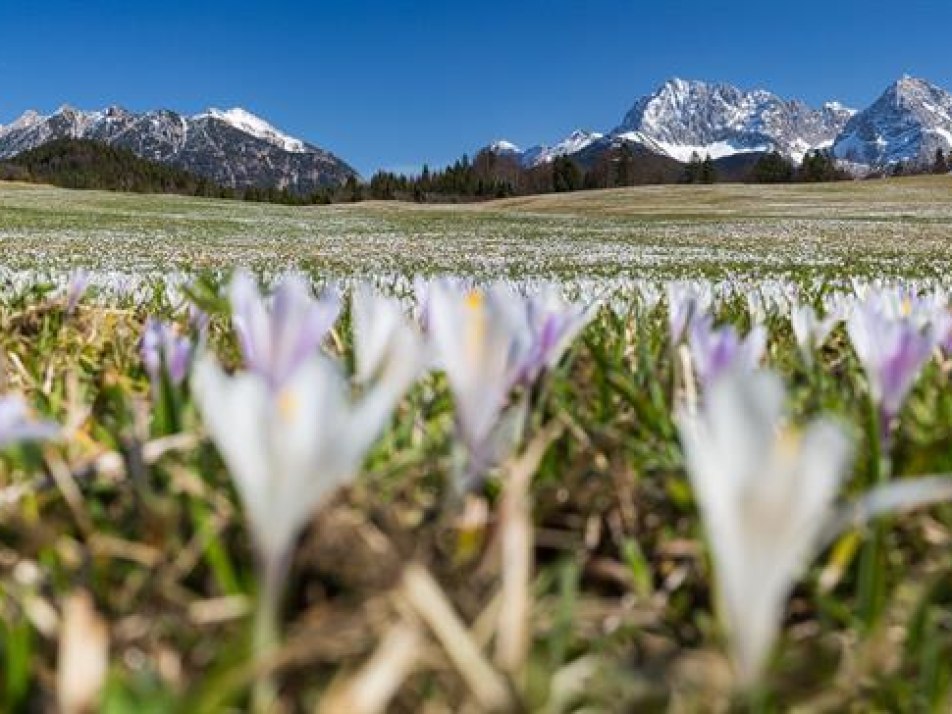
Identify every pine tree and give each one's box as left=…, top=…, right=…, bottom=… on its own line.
left=682, top=152, right=703, bottom=183
left=700, top=155, right=717, bottom=184
left=752, top=151, right=795, bottom=183
left=934, top=148, right=949, bottom=174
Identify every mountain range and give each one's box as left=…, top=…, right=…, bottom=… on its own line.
left=1, top=76, right=950, bottom=194
left=0, top=105, right=358, bottom=194
left=488, top=76, right=952, bottom=175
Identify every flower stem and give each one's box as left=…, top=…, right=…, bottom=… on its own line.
left=857, top=400, right=890, bottom=628
left=252, top=556, right=286, bottom=713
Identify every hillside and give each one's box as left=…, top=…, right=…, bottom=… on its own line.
left=0, top=138, right=229, bottom=197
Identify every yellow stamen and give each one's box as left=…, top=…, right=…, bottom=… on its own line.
left=277, top=389, right=299, bottom=422
left=464, top=291, right=486, bottom=362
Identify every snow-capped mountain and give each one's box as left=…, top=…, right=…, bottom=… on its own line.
left=489, top=130, right=606, bottom=168
left=613, top=78, right=854, bottom=162
left=832, top=76, right=952, bottom=169
left=485, top=78, right=855, bottom=168
left=0, top=105, right=357, bottom=193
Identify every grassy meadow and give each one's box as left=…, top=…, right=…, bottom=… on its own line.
left=1, top=177, right=952, bottom=712
left=1, top=176, right=951, bottom=278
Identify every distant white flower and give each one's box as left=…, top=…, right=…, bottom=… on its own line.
left=667, top=282, right=713, bottom=345
left=688, top=315, right=766, bottom=388
left=790, top=303, right=840, bottom=365
left=746, top=289, right=766, bottom=325
left=517, top=287, right=594, bottom=387
left=351, top=284, right=425, bottom=384
left=65, top=269, right=90, bottom=313
left=140, top=318, right=192, bottom=388
left=677, top=370, right=851, bottom=686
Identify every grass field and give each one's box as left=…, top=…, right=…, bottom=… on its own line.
left=3, top=178, right=952, bottom=712
left=1, top=176, right=951, bottom=279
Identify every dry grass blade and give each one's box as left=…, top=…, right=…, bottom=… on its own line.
left=495, top=421, right=564, bottom=677
left=401, top=563, right=513, bottom=712
left=317, top=619, right=424, bottom=714
left=57, top=590, right=109, bottom=714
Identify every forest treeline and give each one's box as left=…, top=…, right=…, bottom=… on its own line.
left=1, top=138, right=948, bottom=205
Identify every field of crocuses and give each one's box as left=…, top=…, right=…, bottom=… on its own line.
left=3, top=179, right=952, bottom=712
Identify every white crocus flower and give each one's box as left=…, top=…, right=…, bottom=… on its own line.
left=677, top=370, right=851, bottom=686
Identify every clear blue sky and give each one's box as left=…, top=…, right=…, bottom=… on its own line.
left=1, top=0, right=950, bottom=176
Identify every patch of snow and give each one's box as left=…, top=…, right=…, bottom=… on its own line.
left=650, top=139, right=769, bottom=162
left=489, top=139, right=522, bottom=154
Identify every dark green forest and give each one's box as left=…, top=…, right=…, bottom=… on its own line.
left=1, top=138, right=946, bottom=206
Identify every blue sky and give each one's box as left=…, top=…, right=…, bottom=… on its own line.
left=1, top=0, right=950, bottom=176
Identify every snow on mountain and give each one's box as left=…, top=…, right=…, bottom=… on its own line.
left=613, top=78, right=853, bottom=162
left=832, top=76, right=952, bottom=169
left=0, top=105, right=357, bottom=192
left=489, top=130, right=605, bottom=168
left=193, top=107, right=308, bottom=153
left=489, top=139, right=522, bottom=156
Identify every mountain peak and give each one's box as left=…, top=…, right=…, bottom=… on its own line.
left=0, top=103, right=356, bottom=192
left=614, top=79, right=850, bottom=162
left=194, top=107, right=308, bottom=153
left=833, top=76, right=952, bottom=168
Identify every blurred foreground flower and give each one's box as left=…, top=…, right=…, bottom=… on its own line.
left=229, top=270, right=340, bottom=389
left=194, top=290, right=422, bottom=708
left=194, top=351, right=418, bottom=594
left=677, top=370, right=851, bottom=686
left=0, top=395, right=60, bottom=448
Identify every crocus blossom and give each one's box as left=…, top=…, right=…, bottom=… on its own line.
left=516, top=288, right=593, bottom=387
left=229, top=270, right=340, bottom=389
left=790, top=303, right=840, bottom=365
left=677, top=370, right=851, bottom=686
left=667, top=282, right=712, bottom=345
left=140, top=318, right=192, bottom=388
left=427, top=282, right=590, bottom=486
left=847, top=298, right=935, bottom=438
left=688, top=315, right=766, bottom=388
left=428, top=284, right=530, bottom=483
left=65, top=269, right=90, bottom=313
left=0, top=395, right=60, bottom=448
left=194, top=347, right=420, bottom=581
left=351, top=284, right=425, bottom=384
